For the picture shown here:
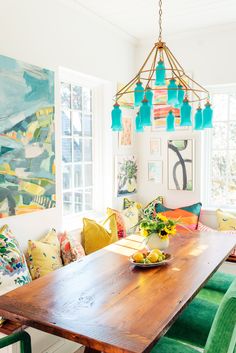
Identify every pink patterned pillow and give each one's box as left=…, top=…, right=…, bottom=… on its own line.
left=222, top=230, right=236, bottom=259
left=107, top=208, right=127, bottom=238
left=197, top=222, right=215, bottom=232
left=59, top=232, right=85, bottom=265
left=197, top=222, right=236, bottom=259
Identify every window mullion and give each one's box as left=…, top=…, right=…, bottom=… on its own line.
left=61, top=80, right=94, bottom=216
left=71, top=107, right=75, bottom=216
left=226, top=94, right=230, bottom=206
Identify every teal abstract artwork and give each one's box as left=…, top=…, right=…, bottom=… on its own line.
left=0, top=54, right=55, bottom=217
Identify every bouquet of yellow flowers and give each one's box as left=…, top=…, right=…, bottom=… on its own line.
left=140, top=213, right=177, bottom=240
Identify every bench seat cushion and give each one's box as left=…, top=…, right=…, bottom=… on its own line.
left=204, top=272, right=235, bottom=293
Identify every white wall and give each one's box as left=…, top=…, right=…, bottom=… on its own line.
left=1, top=2, right=235, bottom=245
left=0, top=0, right=136, bottom=250
left=135, top=24, right=236, bottom=226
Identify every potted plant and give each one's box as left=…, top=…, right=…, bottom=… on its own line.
left=140, top=213, right=177, bottom=250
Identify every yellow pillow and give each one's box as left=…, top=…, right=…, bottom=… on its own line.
left=216, top=209, right=236, bottom=231
left=28, top=229, right=63, bottom=280
left=83, top=214, right=118, bottom=255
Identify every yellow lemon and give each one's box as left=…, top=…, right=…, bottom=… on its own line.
left=132, top=252, right=144, bottom=263
left=147, top=252, right=159, bottom=263
left=150, top=248, right=163, bottom=256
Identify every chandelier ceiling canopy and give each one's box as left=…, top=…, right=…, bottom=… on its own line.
left=111, top=0, right=213, bottom=132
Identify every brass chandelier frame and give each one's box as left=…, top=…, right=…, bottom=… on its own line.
left=114, top=0, right=209, bottom=106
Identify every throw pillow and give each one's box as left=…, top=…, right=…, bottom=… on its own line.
left=155, top=202, right=202, bottom=232
left=197, top=221, right=236, bottom=260
left=0, top=225, right=31, bottom=326
left=59, top=231, right=85, bottom=265
left=216, top=209, right=236, bottom=231
left=143, top=196, right=164, bottom=220
left=216, top=210, right=236, bottom=260
left=197, top=222, right=215, bottom=232
left=83, top=214, right=118, bottom=254
left=123, top=197, right=142, bottom=210
left=107, top=207, right=127, bottom=238
left=107, top=206, right=140, bottom=237
left=122, top=205, right=140, bottom=234
left=27, top=228, right=63, bottom=280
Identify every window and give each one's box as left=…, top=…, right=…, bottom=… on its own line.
left=204, top=85, right=236, bottom=208
left=61, top=82, right=93, bottom=215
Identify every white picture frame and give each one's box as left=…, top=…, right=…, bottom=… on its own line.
left=148, top=161, right=163, bottom=183
left=150, top=138, right=161, bottom=157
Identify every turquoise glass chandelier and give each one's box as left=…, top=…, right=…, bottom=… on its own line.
left=111, top=0, right=213, bottom=132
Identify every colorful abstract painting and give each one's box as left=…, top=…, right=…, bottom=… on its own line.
left=153, top=88, right=181, bottom=130
left=0, top=54, right=55, bottom=217
left=116, top=155, right=137, bottom=197
left=168, top=139, right=194, bottom=191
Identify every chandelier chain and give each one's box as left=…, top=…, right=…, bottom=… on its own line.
left=158, top=0, right=163, bottom=41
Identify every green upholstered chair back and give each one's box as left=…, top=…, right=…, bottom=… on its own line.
left=205, top=278, right=236, bottom=353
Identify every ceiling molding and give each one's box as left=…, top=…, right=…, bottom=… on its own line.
left=57, top=0, right=138, bottom=45
left=137, top=21, right=236, bottom=46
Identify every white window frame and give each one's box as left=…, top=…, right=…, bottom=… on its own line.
left=59, top=68, right=110, bottom=229
left=202, top=83, right=236, bottom=210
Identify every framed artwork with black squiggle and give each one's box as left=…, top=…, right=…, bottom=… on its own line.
left=168, top=140, right=194, bottom=191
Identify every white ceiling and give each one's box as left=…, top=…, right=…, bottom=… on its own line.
left=74, top=0, right=236, bottom=40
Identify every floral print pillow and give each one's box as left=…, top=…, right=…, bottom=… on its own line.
left=143, top=196, right=164, bottom=220
left=59, top=232, right=85, bottom=265
left=0, top=224, right=31, bottom=325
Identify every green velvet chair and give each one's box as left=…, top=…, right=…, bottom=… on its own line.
left=198, top=271, right=235, bottom=305
left=166, top=272, right=235, bottom=348
left=166, top=297, right=218, bottom=348
left=0, top=331, right=31, bottom=353
left=151, top=278, right=236, bottom=353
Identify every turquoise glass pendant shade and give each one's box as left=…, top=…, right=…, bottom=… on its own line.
left=135, top=112, right=144, bottom=132
left=145, top=87, right=153, bottom=107
left=140, top=98, right=152, bottom=126
left=111, top=103, right=123, bottom=131
left=194, top=107, right=203, bottom=130
left=177, top=84, right=185, bottom=105
left=180, top=98, right=192, bottom=126
left=203, top=102, right=213, bottom=128
left=166, top=110, right=175, bottom=131
left=167, top=78, right=178, bottom=106
left=134, top=81, right=145, bottom=106
left=155, top=60, right=166, bottom=86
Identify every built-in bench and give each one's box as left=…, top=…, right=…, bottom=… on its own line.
left=0, top=228, right=84, bottom=353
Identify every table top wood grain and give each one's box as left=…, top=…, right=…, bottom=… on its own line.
left=0, top=231, right=235, bottom=353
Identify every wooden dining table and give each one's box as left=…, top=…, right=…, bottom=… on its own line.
left=0, top=231, right=235, bottom=353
